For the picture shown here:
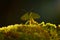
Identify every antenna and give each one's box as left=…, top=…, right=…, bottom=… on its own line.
left=21, top=8, right=33, bottom=12
left=21, top=9, right=27, bottom=12
left=28, top=8, right=33, bottom=15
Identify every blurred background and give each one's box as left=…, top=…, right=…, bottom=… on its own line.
left=0, top=0, right=60, bottom=27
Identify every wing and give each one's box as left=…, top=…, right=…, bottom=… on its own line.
left=29, top=12, right=40, bottom=19
left=21, top=12, right=29, bottom=20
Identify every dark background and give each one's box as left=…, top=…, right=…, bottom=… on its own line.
left=0, top=0, right=60, bottom=27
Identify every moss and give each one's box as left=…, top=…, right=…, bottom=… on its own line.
left=0, top=23, right=59, bottom=40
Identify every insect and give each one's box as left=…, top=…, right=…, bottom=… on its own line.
left=21, top=12, right=40, bottom=25
left=21, top=12, right=40, bottom=20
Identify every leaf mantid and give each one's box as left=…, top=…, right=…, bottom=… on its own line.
left=21, top=12, right=40, bottom=25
